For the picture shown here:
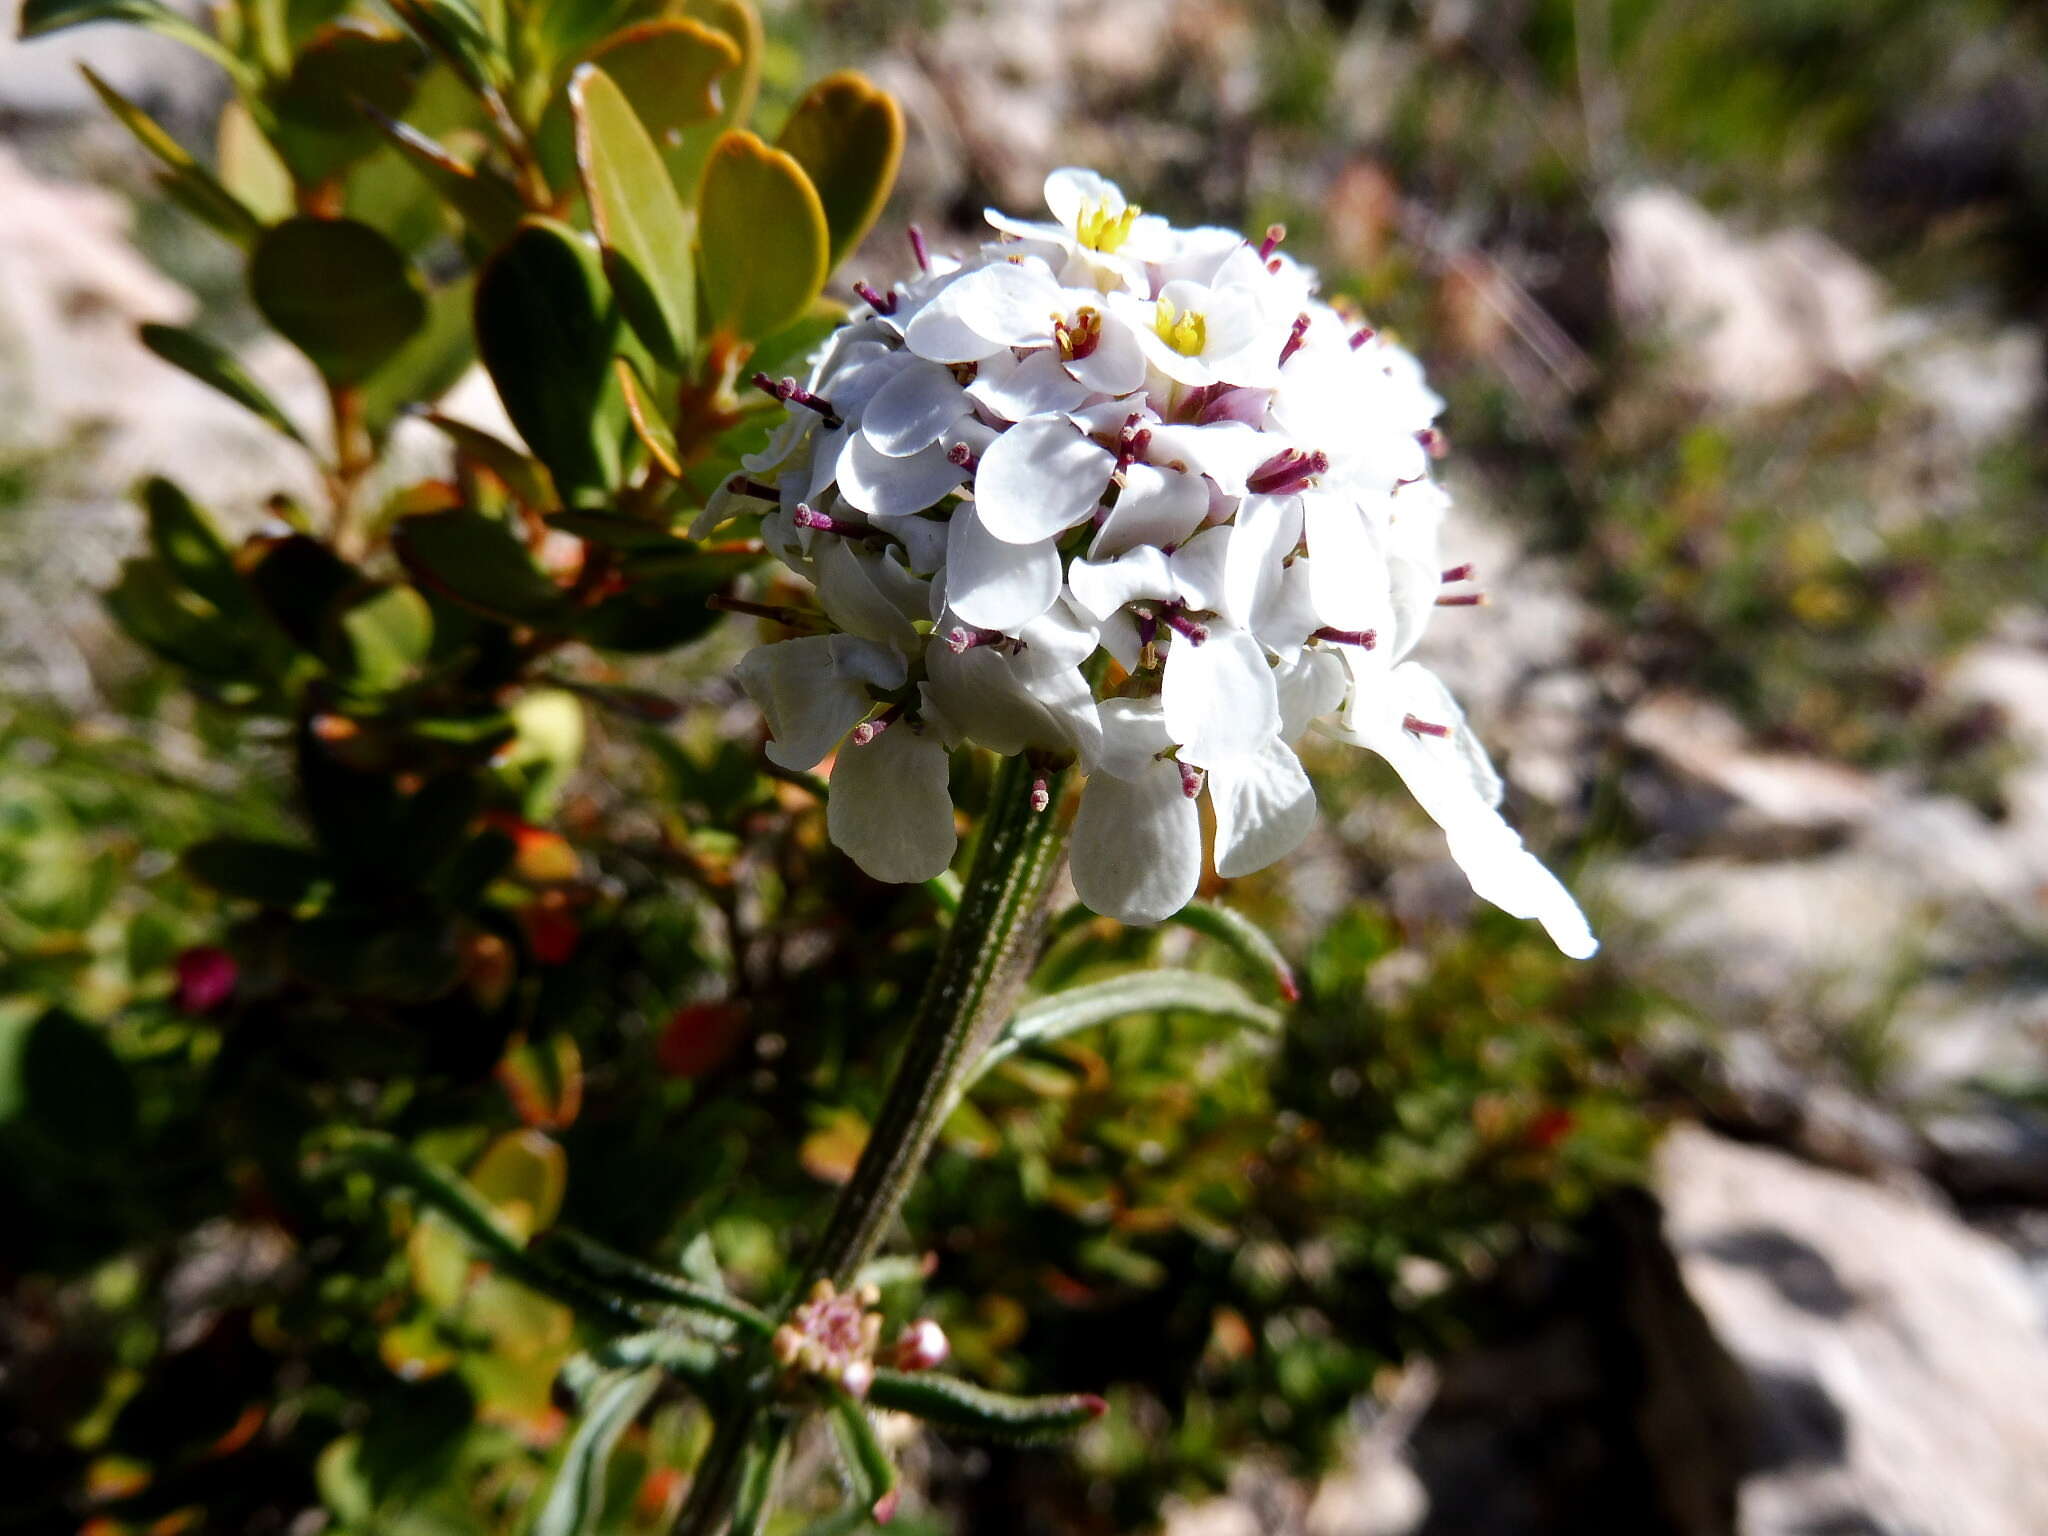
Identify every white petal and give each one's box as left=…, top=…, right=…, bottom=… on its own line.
left=1301, top=492, right=1387, bottom=633
left=1274, top=648, right=1347, bottom=739
left=946, top=510, right=1062, bottom=630
left=1096, top=694, right=1173, bottom=778
left=1165, top=525, right=1231, bottom=614
left=736, top=634, right=903, bottom=771
left=1162, top=626, right=1280, bottom=761
left=1070, top=759, right=1202, bottom=924
left=1090, top=464, right=1209, bottom=558
left=1444, top=816, right=1598, bottom=959
left=1044, top=166, right=1123, bottom=227
left=968, top=348, right=1095, bottom=422
left=903, top=260, right=1060, bottom=361
left=862, top=361, right=973, bottom=457
left=1223, top=493, right=1302, bottom=630
left=1205, top=739, right=1317, bottom=879
left=1143, top=421, right=1271, bottom=496
left=827, top=726, right=958, bottom=883
left=1060, top=308, right=1148, bottom=394
left=890, top=514, right=950, bottom=576
left=837, top=433, right=966, bottom=519
left=812, top=539, right=926, bottom=650
left=925, top=639, right=1100, bottom=765
left=1067, top=544, right=1174, bottom=621
left=973, top=414, right=1114, bottom=544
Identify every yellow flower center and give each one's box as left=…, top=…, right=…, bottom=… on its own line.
left=1153, top=298, right=1208, bottom=357
left=1076, top=199, right=1140, bottom=253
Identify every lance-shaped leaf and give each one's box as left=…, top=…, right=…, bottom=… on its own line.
left=80, top=67, right=261, bottom=247
left=572, top=63, right=697, bottom=370
left=729, top=1420, right=791, bottom=1536
left=391, top=507, right=567, bottom=624
left=474, top=219, right=625, bottom=502
left=420, top=413, right=555, bottom=507
left=865, top=1370, right=1106, bottom=1443
left=822, top=1384, right=899, bottom=1525
left=386, top=0, right=503, bottom=101
left=540, top=1228, right=773, bottom=1337
left=141, top=477, right=255, bottom=617
left=252, top=216, right=428, bottom=386
left=268, top=23, right=423, bottom=186
left=582, top=1329, right=724, bottom=1391
left=697, top=131, right=828, bottom=344
left=104, top=558, right=254, bottom=679
left=971, top=969, right=1283, bottom=1090
left=367, top=109, right=525, bottom=251
left=23, top=0, right=252, bottom=86
left=775, top=72, right=902, bottom=269
left=140, top=325, right=310, bottom=448
left=579, top=19, right=739, bottom=202
left=615, top=357, right=681, bottom=475
left=1168, top=901, right=1300, bottom=1002
left=532, top=1368, right=660, bottom=1536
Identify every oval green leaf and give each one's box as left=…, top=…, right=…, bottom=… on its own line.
left=571, top=63, right=696, bottom=370
left=697, top=130, right=828, bottom=343
left=267, top=23, right=423, bottom=186
left=775, top=71, right=903, bottom=268
left=251, top=216, right=428, bottom=386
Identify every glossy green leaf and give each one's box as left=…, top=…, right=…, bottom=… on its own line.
left=677, top=0, right=759, bottom=131
left=385, top=0, right=503, bottom=102
left=576, top=18, right=739, bottom=204
left=140, top=325, right=310, bottom=448
left=335, top=583, right=434, bottom=692
left=533, top=1369, right=661, bottom=1536
left=473, top=219, right=625, bottom=501
left=251, top=217, right=428, bottom=386
left=775, top=71, right=903, bottom=268
left=368, top=110, right=525, bottom=250
left=183, top=837, right=328, bottom=906
left=104, top=558, right=255, bottom=679
left=697, top=131, right=829, bottom=343
left=216, top=99, right=295, bottom=224
left=80, top=66, right=261, bottom=247
left=572, top=63, right=696, bottom=371
left=268, top=23, right=423, bottom=185
left=23, top=0, right=251, bottom=85
left=391, top=508, right=566, bottom=624
left=864, top=1370, right=1106, bottom=1443
left=971, top=969, right=1283, bottom=1090
left=615, top=356, right=681, bottom=476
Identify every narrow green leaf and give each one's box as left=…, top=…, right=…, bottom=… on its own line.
left=775, top=72, right=903, bottom=268
left=1168, top=901, right=1301, bottom=1002
left=572, top=63, right=696, bottom=370
left=821, top=1384, right=898, bottom=1525
left=728, top=1420, right=790, bottom=1536
left=23, top=0, right=251, bottom=86
left=80, top=66, right=261, bottom=247
left=333, top=583, right=434, bottom=692
left=697, top=130, right=829, bottom=343
left=473, top=219, right=625, bottom=502
left=140, top=476, right=253, bottom=616
left=540, top=1228, right=774, bottom=1337
left=251, top=217, right=428, bottom=386
left=104, top=557, right=253, bottom=678
left=864, top=1370, right=1106, bottom=1443
left=615, top=356, right=681, bottom=476
left=366, top=109, right=526, bottom=251
left=385, top=0, right=503, bottom=102
left=390, top=507, right=567, bottom=624
left=216, top=99, right=295, bottom=224
left=140, top=325, right=309, bottom=448
left=584, top=1329, right=723, bottom=1390
left=973, top=970, right=1283, bottom=1088
left=532, top=1368, right=660, bottom=1536
left=420, top=412, right=556, bottom=508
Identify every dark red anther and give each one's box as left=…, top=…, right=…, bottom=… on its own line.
left=1162, top=608, right=1209, bottom=646
left=1348, top=325, right=1376, bottom=350
left=1278, top=312, right=1311, bottom=367
left=1440, top=563, right=1475, bottom=583
left=1435, top=592, right=1485, bottom=607
left=1178, top=760, right=1205, bottom=799
left=945, top=441, right=980, bottom=472
left=907, top=225, right=931, bottom=272
left=1258, top=223, right=1287, bottom=261
left=1403, top=714, right=1453, bottom=738
left=1113, top=413, right=1151, bottom=471
left=1313, top=626, right=1377, bottom=649
left=853, top=280, right=899, bottom=316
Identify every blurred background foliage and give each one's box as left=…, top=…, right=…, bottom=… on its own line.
left=2, top=0, right=2045, bottom=1532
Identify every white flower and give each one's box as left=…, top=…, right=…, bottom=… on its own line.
left=720, top=172, right=1596, bottom=956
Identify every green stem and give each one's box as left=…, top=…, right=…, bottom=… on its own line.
left=673, top=752, right=1074, bottom=1533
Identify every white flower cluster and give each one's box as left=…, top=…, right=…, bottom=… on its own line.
left=708, top=169, right=1594, bottom=956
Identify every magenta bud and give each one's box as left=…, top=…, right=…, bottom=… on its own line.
left=174, top=946, right=238, bottom=1015
left=894, top=1318, right=950, bottom=1371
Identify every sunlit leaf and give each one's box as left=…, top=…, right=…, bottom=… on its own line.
left=572, top=63, right=696, bottom=369
left=775, top=71, right=902, bottom=268
left=697, top=131, right=828, bottom=343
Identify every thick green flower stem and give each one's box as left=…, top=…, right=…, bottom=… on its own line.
left=675, top=752, right=1074, bottom=1534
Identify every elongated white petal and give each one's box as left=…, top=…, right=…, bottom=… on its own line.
left=903, top=260, right=1060, bottom=361
left=1162, top=626, right=1280, bottom=762
left=862, top=361, right=973, bottom=457
left=1222, top=493, right=1302, bottom=631
left=945, top=510, right=1062, bottom=630
left=1204, top=739, right=1317, bottom=878
left=827, top=726, right=958, bottom=883
left=1070, top=759, right=1201, bottom=924
left=1301, top=492, right=1387, bottom=633
left=736, top=634, right=904, bottom=771
left=974, top=415, right=1114, bottom=544
left=812, top=539, right=927, bottom=651
left=837, top=433, right=966, bottom=518
left=1144, top=421, right=1271, bottom=496
left=1067, top=544, right=1174, bottom=621
left=1444, top=816, right=1598, bottom=959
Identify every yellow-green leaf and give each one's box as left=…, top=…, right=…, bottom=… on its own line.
left=81, top=66, right=262, bottom=247
left=216, top=99, right=294, bottom=224
left=775, top=70, right=903, bottom=268
left=571, top=63, right=695, bottom=370
left=676, top=0, right=759, bottom=130
left=469, top=1127, right=567, bottom=1239
left=579, top=18, right=739, bottom=203
left=697, top=130, right=828, bottom=343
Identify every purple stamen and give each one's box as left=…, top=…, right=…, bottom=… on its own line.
left=1417, top=427, right=1447, bottom=459
left=853, top=280, right=898, bottom=316
left=1178, top=761, right=1205, bottom=799
left=907, top=225, right=931, bottom=272
left=1404, top=714, right=1453, bottom=738
left=1435, top=592, right=1486, bottom=607
left=1162, top=608, right=1209, bottom=646
left=850, top=702, right=904, bottom=746
left=1349, top=326, right=1376, bottom=350
left=751, top=372, right=841, bottom=426
left=728, top=476, right=781, bottom=501
left=946, top=442, right=980, bottom=472
left=1313, top=626, right=1377, bottom=649
left=1441, top=563, right=1475, bottom=583
left=945, top=625, right=1006, bottom=654
left=1258, top=223, right=1286, bottom=261
left=1245, top=448, right=1329, bottom=497
left=1029, top=775, right=1051, bottom=813
left=1278, top=312, right=1311, bottom=367
left=1114, top=415, right=1152, bottom=471
left=792, top=503, right=871, bottom=539
left=1136, top=611, right=1160, bottom=649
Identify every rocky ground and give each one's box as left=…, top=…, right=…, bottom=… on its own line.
left=4, top=4, right=2046, bottom=1531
